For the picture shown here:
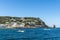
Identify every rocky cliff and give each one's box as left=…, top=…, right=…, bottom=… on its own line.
left=0, top=16, right=49, bottom=28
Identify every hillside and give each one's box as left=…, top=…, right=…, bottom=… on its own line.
left=0, top=16, right=49, bottom=28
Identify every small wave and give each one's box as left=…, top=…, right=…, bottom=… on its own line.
left=43, top=29, right=51, bottom=30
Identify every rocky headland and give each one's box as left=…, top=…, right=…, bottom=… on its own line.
left=0, top=16, right=49, bottom=28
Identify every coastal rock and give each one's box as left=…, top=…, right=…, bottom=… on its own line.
left=0, top=16, right=49, bottom=28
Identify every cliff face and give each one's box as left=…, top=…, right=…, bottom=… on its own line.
left=0, top=16, right=48, bottom=28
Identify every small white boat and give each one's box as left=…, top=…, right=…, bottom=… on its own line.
left=17, top=30, right=24, bottom=32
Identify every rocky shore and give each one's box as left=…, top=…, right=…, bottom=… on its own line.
left=0, top=16, right=49, bottom=28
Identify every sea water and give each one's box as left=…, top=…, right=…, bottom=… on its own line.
left=0, top=28, right=60, bottom=40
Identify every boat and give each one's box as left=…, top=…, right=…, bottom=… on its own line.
left=17, top=30, right=24, bottom=32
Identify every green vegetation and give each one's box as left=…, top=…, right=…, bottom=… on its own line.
left=0, top=16, right=48, bottom=28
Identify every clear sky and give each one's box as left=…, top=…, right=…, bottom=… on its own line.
left=0, top=0, right=60, bottom=27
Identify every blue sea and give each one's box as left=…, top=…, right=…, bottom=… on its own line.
left=0, top=28, right=60, bottom=40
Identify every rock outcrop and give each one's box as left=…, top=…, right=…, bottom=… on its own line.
left=0, top=16, right=49, bottom=28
